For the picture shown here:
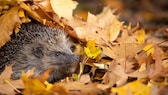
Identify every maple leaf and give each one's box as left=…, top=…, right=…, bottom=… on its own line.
left=117, top=28, right=137, bottom=44
left=69, top=7, right=123, bottom=45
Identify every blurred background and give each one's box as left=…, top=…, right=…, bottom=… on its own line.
left=74, top=0, right=168, bottom=35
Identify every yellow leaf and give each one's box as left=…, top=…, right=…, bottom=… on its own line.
left=72, top=73, right=79, bottom=81
left=22, top=72, right=48, bottom=95
left=18, top=9, right=25, bottom=18
left=84, top=40, right=101, bottom=59
left=143, top=44, right=154, bottom=56
left=135, top=29, right=145, bottom=44
left=44, top=81, right=53, bottom=91
left=112, top=80, right=151, bottom=95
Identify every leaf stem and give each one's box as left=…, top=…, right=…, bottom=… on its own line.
left=3, top=79, right=22, bottom=94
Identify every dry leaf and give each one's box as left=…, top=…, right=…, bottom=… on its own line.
left=117, top=28, right=137, bottom=44
left=79, top=74, right=91, bottom=84
left=50, top=0, right=78, bottom=20
left=111, top=80, right=151, bottom=95
left=102, top=61, right=128, bottom=87
left=55, top=82, right=105, bottom=95
left=143, top=43, right=154, bottom=56
left=0, top=65, right=24, bottom=94
left=0, top=64, right=35, bottom=94
left=0, top=6, right=21, bottom=47
left=69, top=7, right=123, bottom=45
left=135, top=29, right=145, bottom=44
left=148, top=45, right=164, bottom=80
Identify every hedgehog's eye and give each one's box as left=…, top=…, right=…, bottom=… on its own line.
left=55, top=52, right=61, bottom=56
left=33, top=46, right=44, bottom=58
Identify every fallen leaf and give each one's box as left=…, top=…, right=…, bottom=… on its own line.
left=50, top=0, right=78, bottom=20
left=55, top=82, right=105, bottom=95
left=0, top=65, right=24, bottom=95
left=0, top=6, right=21, bottom=47
left=102, top=61, right=128, bottom=87
left=79, top=74, right=91, bottom=84
left=111, top=80, right=151, bottom=95
left=147, top=45, right=164, bottom=80
left=135, top=29, right=145, bottom=44
left=117, top=28, right=137, bottom=44
left=44, top=81, right=53, bottom=91
left=69, top=7, right=123, bottom=45
left=22, top=72, right=48, bottom=95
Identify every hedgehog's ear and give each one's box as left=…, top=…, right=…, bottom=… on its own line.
left=33, top=45, right=44, bottom=58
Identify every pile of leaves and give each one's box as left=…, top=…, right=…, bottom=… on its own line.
left=0, top=0, right=168, bottom=95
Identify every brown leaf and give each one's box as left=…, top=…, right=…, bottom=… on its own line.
left=0, top=65, right=35, bottom=94
left=0, top=6, right=21, bottom=47
left=147, top=45, right=164, bottom=80
left=102, top=61, right=128, bottom=87
left=0, top=65, right=24, bottom=94
left=117, top=27, right=137, bottom=44
left=55, top=82, right=105, bottom=95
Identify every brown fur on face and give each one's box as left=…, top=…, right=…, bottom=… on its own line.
left=0, top=22, right=79, bottom=83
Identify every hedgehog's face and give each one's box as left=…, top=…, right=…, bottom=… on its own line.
left=32, top=43, right=79, bottom=74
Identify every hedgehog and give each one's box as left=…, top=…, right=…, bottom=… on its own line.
left=0, top=21, right=79, bottom=83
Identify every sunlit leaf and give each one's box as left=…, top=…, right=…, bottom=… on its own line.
left=50, top=0, right=78, bottom=20
left=111, top=80, right=151, bottom=95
